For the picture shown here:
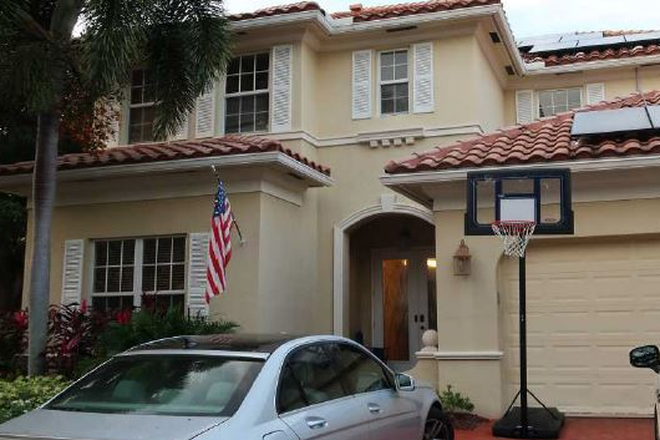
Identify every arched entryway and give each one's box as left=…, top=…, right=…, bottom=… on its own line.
left=334, top=202, right=436, bottom=370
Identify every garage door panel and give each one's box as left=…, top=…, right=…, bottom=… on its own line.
left=501, top=238, right=660, bottom=416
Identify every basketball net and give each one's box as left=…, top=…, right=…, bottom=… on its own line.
left=491, top=221, right=536, bottom=258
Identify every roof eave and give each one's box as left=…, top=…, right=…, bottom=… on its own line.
left=0, top=151, right=334, bottom=193
left=526, top=54, right=660, bottom=75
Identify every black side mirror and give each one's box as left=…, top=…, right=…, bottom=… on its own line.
left=630, top=345, right=660, bottom=373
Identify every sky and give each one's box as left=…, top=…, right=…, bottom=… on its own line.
left=224, top=0, right=660, bottom=39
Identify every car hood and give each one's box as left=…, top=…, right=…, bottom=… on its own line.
left=0, top=409, right=227, bottom=440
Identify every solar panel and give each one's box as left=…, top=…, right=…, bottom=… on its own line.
left=528, top=40, right=578, bottom=54
left=624, top=31, right=660, bottom=44
left=648, top=106, right=660, bottom=129
left=574, top=35, right=626, bottom=50
left=561, top=31, right=603, bottom=42
left=571, top=107, right=653, bottom=137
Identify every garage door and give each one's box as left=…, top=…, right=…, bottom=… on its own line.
left=501, top=237, right=660, bottom=416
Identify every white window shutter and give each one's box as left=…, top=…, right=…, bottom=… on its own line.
left=106, top=102, right=121, bottom=147
left=271, top=45, right=293, bottom=133
left=516, top=90, right=534, bottom=124
left=188, top=233, right=210, bottom=317
left=61, top=240, right=84, bottom=306
left=172, top=114, right=190, bottom=141
left=413, top=42, right=434, bottom=114
left=196, top=85, right=216, bottom=138
left=352, top=50, right=372, bottom=120
left=586, top=83, right=605, bottom=105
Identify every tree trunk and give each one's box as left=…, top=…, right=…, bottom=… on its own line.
left=27, top=111, right=59, bottom=375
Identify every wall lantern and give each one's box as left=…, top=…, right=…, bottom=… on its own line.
left=453, top=240, right=472, bottom=276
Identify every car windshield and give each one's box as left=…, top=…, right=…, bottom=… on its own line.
left=46, top=355, right=264, bottom=417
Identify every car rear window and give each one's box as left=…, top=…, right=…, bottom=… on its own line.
left=46, top=355, right=263, bottom=417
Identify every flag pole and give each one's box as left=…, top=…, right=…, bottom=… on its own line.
left=211, top=165, right=246, bottom=246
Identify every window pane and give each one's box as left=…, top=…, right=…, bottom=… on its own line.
left=226, top=75, right=240, bottom=94
left=95, top=242, right=107, bottom=266
left=240, top=74, right=254, bottom=92
left=394, top=50, right=408, bottom=65
left=256, top=53, right=269, bottom=71
left=255, top=112, right=269, bottom=131
left=130, top=87, right=143, bottom=105
left=381, top=52, right=394, bottom=67
left=132, top=70, right=144, bottom=86
left=173, top=237, right=186, bottom=263
left=255, top=72, right=269, bottom=90
left=278, top=364, right=307, bottom=413
left=286, top=344, right=347, bottom=406
left=394, top=64, right=408, bottom=80
left=568, top=88, right=582, bottom=108
left=108, top=241, right=122, bottom=265
left=395, top=83, right=408, bottom=99
left=382, top=99, right=395, bottom=114
left=226, top=115, right=239, bottom=134
left=121, top=267, right=134, bottom=292
left=171, top=264, right=185, bottom=290
left=381, top=65, right=394, bottom=82
left=242, top=95, right=255, bottom=113
left=382, top=84, right=395, bottom=100
left=157, top=238, right=173, bottom=263
left=227, top=58, right=240, bottom=75
left=330, top=344, right=391, bottom=394
left=123, top=240, right=135, bottom=265
left=94, top=268, right=106, bottom=293
left=107, top=267, right=121, bottom=292
left=143, top=239, right=156, bottom=264
left=395, top=97, right=409, bottom=113
left=156, top=265, right=171, bottom=291
left=240, top=114, right=255, bottom=133
left=142, top=266, right=155, bottom=292
left=256, top=94, right=269, bottom=112
left=242, top=55, right=255, bottom=72
left=226, top=97, right=240, bottom=115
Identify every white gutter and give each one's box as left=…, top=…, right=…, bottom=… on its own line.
left=0, top=151, right=334, bottom=189
left=380, top=154, right=660, bottom=186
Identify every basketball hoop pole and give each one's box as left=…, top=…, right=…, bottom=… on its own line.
left=519, top=254, right=529, bottom=437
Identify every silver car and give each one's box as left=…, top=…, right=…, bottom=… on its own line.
left=0, top=334, right=453, bottom=440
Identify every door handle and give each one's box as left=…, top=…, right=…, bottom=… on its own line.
left=367, top=403, right=382, bottom=414
left=306, top=416, right=328, bottom=430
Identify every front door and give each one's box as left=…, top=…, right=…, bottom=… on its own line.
left=372, top=249, right=437, bottom=371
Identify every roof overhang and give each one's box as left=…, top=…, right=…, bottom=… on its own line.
left=526, top=54, right=660, bottom=75
left=381, top=154, right=660, bottom=208
left=0, top=151, right=334, bottom=195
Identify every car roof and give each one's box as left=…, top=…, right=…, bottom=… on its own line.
left=125, top=333, right=300, bottom=355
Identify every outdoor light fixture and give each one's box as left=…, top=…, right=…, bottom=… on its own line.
left=453, top=240, right=471, bottom=276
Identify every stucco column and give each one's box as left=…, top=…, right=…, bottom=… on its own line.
left=433, top=209, right=504, bottom=418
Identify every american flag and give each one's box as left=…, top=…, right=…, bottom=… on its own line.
left=206, top=180, right=233, bottom=303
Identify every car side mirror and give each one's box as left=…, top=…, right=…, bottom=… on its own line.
left=630, top=345, right=660, bottom=373
left=395, top=373, right=416, bottom=392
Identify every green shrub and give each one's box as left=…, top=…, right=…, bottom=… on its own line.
left=440, top=385, right=475, bottom=414
left=0, top=376, right=70, bottom=424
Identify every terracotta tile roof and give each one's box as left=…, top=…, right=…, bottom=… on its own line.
left=229, top=2, right=324, bottom=21
left=330, top=0, right=500, bottom=21
left=0, top=135, right=331, bottom=177
left=385, top=91, right=660, bottom=174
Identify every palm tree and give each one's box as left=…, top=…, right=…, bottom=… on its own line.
left=0, top=0, right=232, bottom=374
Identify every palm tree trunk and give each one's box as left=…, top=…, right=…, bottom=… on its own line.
left=27, top=111, right=59, bottom=375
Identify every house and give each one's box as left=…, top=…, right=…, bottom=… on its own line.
left=1, top=0, right=660, bottom=418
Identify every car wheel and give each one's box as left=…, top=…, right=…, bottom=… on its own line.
left=423, top=406, right=454, bottom=440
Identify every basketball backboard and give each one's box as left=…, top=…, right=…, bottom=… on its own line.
left=465, top=168, right=574, bottom=236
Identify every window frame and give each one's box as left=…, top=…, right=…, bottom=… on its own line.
left=128, top=69, right=157, bottom=144
left=90, top=235, right=187, bottom=311
left=224, top=51, right=272, bottom=135
left=377, top=48, right=411, bottom=117
left=535, top=87, right=583, bottom=119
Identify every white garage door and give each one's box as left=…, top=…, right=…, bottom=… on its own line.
left=501, top=237, right=660, bottom=416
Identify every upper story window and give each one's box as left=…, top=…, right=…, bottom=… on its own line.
left=129, top=70, right=156, bottom=143
left=92, top=236, right=186, bottom=313
left=538, top=88, right=582, bottom=118
left=380, top=50, right=409, bottom=115
left=225, top=53, right=270, bottom=134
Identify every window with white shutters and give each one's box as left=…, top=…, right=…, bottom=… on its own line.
left=537, top=87, right=582, bottom=118
left=225, top=53, right=270, bottom=134
left=379, top=50, right=409, bottom=115
left=128, top=69, right=156, bottom=143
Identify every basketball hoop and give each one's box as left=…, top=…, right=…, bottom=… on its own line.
left=491, top=221, right=536, bottom=258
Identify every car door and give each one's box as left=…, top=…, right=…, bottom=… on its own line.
left=277, top=342, right=372, bottom=440
left=329, top=343, right=422, bottom=440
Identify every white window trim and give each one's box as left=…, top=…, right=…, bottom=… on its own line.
left=89, top=236, right=188, bottom=309
left=535, top=86, right=583, bottom=119
left=224, top=51, right=272, bottom=134
left=377, top=48, right=412, bottom=118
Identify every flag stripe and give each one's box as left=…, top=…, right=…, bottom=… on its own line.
left=205, top=181, right=233, bottom=303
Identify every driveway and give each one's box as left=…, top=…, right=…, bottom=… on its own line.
left=457, top=418, right=653, bottom=440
